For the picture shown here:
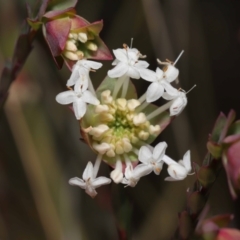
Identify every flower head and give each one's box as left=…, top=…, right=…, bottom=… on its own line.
left=69, top=161, right=111, bottom=198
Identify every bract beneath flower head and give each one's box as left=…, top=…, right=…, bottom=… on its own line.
left=42, top=8, right=112, bottom=69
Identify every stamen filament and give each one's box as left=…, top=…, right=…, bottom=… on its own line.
left=121, top=77, right=130, bottom=98
left=138, top=92, right=146, bottom=104
left=88, top=78, right=97, bottom=97
left=93, top=154, right=102, bottom=178
left=136, top=101, right=149, bottom=113
left=162, top=155, right=176, bottom=165
left=112, top=75, right=127, bottom=99
left=173, top=50, right=184, bottom=66
left=186, top=84, right=197, bottom=94
left=146, top=100, right=173, bottom=121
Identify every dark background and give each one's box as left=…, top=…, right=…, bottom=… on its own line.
left=0, top=0, right=240, bottom=239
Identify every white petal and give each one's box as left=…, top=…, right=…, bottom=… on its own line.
left=167, top=164, right=187, bottom=180
left=82, top=90, right=100, bottom=105
left=112, top=59, right=119, bottom=65
left=170, top=96, right=187, bottom=116
left=108, top=62, right=128, bottom=78
left=162, top=81, right=178, bottom=95
left=162, top=88, right=179, bottom=100
left=162, top=155, right=177, bottom=166
left=164, top=176, right=180, bottom=181
left=85, top=186, right=97, bottom=198
left=124, top=165, right=133, bottom=179
left=127, top=67, right=140, bottom=79
left=73, top=99, right=86, bottom=120
left=165, top=65, right=179, bottom=82
left=135, top=60, right=149, bottom=69
left=67, top=68, right=80, bottom=86
left=133, top=164, right=152, bottom=178
left=113, top=49, right=128, bottom=63
left=82, top=162, right=94, bottom=181
left=86, top=60, right=102, bottom=69
left=56, top=91, right=76, bottom=105
left=146, top=82, right=164, bottom=103
left=182, top=150, right=191, bottom=172
left=153, top=142, right=167, bottom=161
left=153, top=162, right=164, bottom=175
left=74, top=78, right=88, bottom=93
left=139, top=146, right=152, bottom=164
left=138, top=68, right=157, bottom=82
left=69, top=177, right=86, bottom=188
left=156, top=67, right=164, bottom=79
left=92, top=177, right=111, bottom=188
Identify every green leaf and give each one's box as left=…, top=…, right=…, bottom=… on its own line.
left=46, top=0, right=78, bottom=11
left=228, top=120, right=240, bottom=136
left=197, top=167, right=216, bottom=188
left=207, top=141, right=222, bottom=159
left=188, top=191, right=206, bottom=215
left=27, top=19, right=42, bottom=31
left=210, top=113, right=227, bottom=143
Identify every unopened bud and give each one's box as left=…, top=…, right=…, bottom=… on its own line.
left=127, top=99, right=140, bottom=111
left=116, top=98, right=127, bottom=111
left=101, top=90, right=113, bottom=104
left=95, top=104, right=109, bottom=113
left=76, top=51, right=84, bottom=59
left=133, top=113, right=147, bottom=126
left=72, top=33, right=78, bottom=40
left=149, top=125, right=161, bottom=135
left=122, top=138, right=132, bottom=152
left=93, top=142, right=111, bottom=154
left=63, top=51, right=79, bottom=61
left=106, top=149, right=115, bottom=157
left=116, top=144, right=124, bottom=155
left=110, top=169, right=123, bottom=183
left=86, top=42, right=98, bottom=51
left=65, top=40, right=77, bottom=52
left=100, top=113, right=115, bottom=122
left=78, top=32, right=88, bottom=43
left=138, top=130, right=149, bottom=140
left=89, top=124, right=109, bottom=138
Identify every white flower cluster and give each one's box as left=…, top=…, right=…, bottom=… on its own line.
left=56, top=44, right=193, bottom=198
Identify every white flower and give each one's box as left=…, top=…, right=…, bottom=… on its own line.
left=146, top=67, right=179, bottom=102
left=69, top=161, right=111, bottom=198
left=138, top=142, right=167, bottom=175
left=56, top=81, right=100, bottom=120
left=108, top=47, right=156, bottom=81
left=162, top=88, right=187, bottom=116
left=163, top=150, right=191, bottom=181
left=122, top=163, right=152, bottom=187
left=67, top=59, right=102, bottom=87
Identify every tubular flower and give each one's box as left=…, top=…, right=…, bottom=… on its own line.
left=56, top=42, right=193, bottom=196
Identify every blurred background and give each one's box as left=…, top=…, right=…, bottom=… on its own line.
left=0, top=0, right=240, bottom=239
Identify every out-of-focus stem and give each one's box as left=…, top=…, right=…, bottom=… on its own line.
left=5, top=94, right=63, bottom=240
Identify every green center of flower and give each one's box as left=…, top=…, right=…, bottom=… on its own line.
left=83, top=90, right=161, bottom=164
